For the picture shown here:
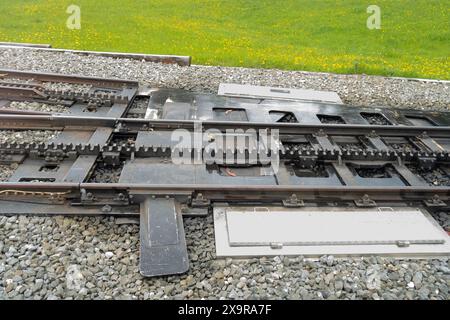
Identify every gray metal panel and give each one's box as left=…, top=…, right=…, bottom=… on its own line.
left=367, top=136, right=390, bottom=151
left=434, top=139, right=450, bottom=152
left=59, top=128, right=111, bottom=183
left=418, top=135, right=447, bottom=153
left=332, top=163, right=357, bottom=186
left=63, top=155, right=97, bottom=183
left=9, top=159, right=74, bottom=182
left=119, top=159, right=277, bottom=185
left=393, top=164, right=428, bottom=186
left=162, top=102, right=192, bottom=120
left=50, top=130, right=94, bottom=145
left=119, top=160, right=197, bottom=184
left=87, top=128, right=113, bottom=145
left=214, top=207, right=450, bottom=258
left=295, top=112, right=322, bottom=124
left=140, top=197, right=189, bottom=277
left=51, top=128, right=111, bottom=146
left=218, top=83, right=343, bottom=104
left=276, top=164, right=344, bottom=186
left=106, top=103, right=128, bottom=118
left=135, top=131, right=176, bottom=147
left=148, top=88, right=450, bottom=126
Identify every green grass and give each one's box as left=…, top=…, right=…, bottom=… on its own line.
left=0, top=0, right=449, bottom=79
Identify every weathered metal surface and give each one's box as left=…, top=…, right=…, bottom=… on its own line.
left=218, top=83, right=343, bottom=104
left=140, top=197, right=189, bottom=277
left=0, top=69, right=139, bottom=88
left=1, top=115, right=449, bottom=139
left=0, top=70, right=448, bottom=277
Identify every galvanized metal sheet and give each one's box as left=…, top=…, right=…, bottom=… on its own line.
left=218, top=83, right=343, bottom=104
left=214, top=207, right=450, bottom=258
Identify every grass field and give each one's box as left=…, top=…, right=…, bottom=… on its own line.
left=0, top=0, right=448, bottom=79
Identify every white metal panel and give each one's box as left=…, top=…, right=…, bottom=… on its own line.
left=218, top=83, right=343, bottom=104
left=214, top=207, right=450, bottom=258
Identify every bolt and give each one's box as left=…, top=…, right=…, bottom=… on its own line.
left=101, top=205, right=112, bottom=213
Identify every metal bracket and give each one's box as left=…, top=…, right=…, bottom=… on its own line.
left=139, top=197, right=189, bottom=277
left=396, top=240, right=411, bottom=248
left=424, top=195, right=447, bottom=207
left=102, top=151, right=121, bottom=166
left=191, top=192, right=210, bottom=207
left=314, top=129, right=327, bottom=138
left=298, top=155, right=318, bottom=168
left=354, top=194, right=377, bottom=207
left=282, top=194, right=305, bottom=207
left=30, top=149, right=77, bottom=165
left=417, top=156, right=436, bottom=170
left=80, top=188, right=95, bottom=203
left=0, top=152, right=26, bottom=164
left=367, top=130, right=378, bottom=138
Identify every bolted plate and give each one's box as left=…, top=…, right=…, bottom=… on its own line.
left=218, top=83, right=343, bottom=104
left=139, top=197, right=189, bottom=277
left=214, top=206, right=450, bottom=258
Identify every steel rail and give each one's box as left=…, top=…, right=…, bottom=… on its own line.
left=0, top=46, right=191, bottom=66
left=0, top=108, right=53, bottom=116
left=0, top=42, right=52, bottom=48
left=1, top=114, right=450, bottom=138
left=88, top=184, right=450, bottom=203
left=0, top=69, right=139, bottom=88
left=0, top=182, right=448, bottom=198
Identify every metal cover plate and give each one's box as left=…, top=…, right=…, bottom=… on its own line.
left=218, top=83, right=343, bottom=104
left=140, top=197, right=189, bottom=277
left=213, top=207, right=450, bottom=258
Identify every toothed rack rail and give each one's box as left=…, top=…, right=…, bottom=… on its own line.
left=0, top=69, right=449, bottom=276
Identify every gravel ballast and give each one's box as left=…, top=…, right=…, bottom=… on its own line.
left=0, top=215, right=448, bottom=300
left=0, top=47, right=449, bottom=300
left=0, top=130, right=60, bottom=145
left=0, top=48, right=449, bottom=111
left=6, top=102, right=68, bottom=114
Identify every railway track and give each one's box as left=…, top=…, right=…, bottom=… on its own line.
left=0, top=43, right=191, bottom=66
left=0, top=69, right=449, bottom=277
